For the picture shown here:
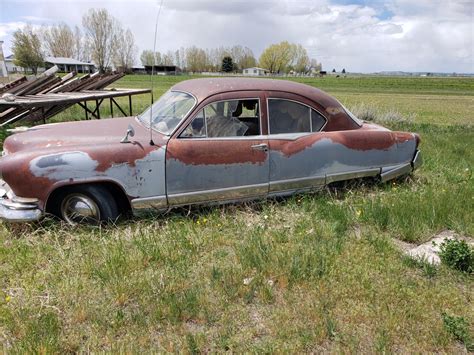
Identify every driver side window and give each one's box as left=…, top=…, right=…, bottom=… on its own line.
left=180, top=99, right=260, bottom=138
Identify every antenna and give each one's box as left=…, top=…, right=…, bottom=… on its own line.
left=149, top=0, right=164, bottom=146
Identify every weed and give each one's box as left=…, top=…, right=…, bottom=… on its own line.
left=439, top=239, right=473, bottom=273
left=442, top=313, right=474, bottom=351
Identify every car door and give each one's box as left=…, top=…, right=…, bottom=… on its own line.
left=265, top=92, right=330, bottom=195
left=165, top=92, right=270, bottom=206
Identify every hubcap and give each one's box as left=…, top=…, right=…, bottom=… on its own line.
left=61, top=194, right=100, bottom=225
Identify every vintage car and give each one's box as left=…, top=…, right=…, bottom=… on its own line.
left=0, top=78, right=421, bottom=224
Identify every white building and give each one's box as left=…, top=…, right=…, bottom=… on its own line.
left=4, top=54, right=23, bottom=74
left=0, top=41, right=8, bottom=77
left=243, top=67, right=268, bottom=76
left=44, top=57, right=95, bottom=73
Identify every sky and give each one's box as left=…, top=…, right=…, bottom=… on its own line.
left=0, top=0, right=473, bottom=73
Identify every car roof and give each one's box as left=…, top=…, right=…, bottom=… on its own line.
left=171, top=78, right=360, bottom=131
left=172, top=77, right=332, bottom=103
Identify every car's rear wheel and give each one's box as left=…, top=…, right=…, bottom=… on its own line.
left=52, top=185, right=119, bottom=225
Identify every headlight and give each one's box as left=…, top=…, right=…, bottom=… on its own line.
left=1, top=148, right=8, bottom=157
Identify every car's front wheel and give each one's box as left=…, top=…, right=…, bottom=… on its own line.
left=51, top=185, right=119, bottom=225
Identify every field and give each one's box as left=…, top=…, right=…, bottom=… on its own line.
left=1, top=75, right=473, bottom=352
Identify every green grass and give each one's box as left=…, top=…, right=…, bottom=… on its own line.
left=1, top=74, right=473, bottom=352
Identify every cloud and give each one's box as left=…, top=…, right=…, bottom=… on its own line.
left=0, top=0, right=472, bottom=72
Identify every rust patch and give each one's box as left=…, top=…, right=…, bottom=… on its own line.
left=166, top=140, right=267, bottom=165
left=325, top=106, right=344, bottom=115
left=270, top=125, right=413, bottom=157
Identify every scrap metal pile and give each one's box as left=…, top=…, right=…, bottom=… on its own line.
left=0, top=66, right=149, bottom=127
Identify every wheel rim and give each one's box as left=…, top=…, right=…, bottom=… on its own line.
left=60, top=194, right=100, bottom=225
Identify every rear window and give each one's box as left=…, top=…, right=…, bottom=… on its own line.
left=341, top=104, right=363, bottom=126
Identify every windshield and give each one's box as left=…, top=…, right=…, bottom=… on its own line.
left=138, top=90, right=196, bottom=135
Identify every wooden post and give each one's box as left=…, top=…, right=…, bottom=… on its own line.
left=129, top=95, right=132, bottom=116
left=110, top=98, right=114, bottom=118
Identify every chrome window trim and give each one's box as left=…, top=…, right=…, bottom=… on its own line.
left=178, top=97, right=263, bottom=140
left=266, top=98, right=328, bottom=135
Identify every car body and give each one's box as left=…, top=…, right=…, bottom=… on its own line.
left=0, top=78, right=422, bottom=224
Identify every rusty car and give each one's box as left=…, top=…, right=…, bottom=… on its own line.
left=0, top=78, right=422, bottom=224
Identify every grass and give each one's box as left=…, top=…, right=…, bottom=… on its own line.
left=1, top=74, right=473, bottom=352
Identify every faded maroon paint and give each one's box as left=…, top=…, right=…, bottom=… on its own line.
left=171, top=78, right=359, bottom=132
left=166, top=139, right=267, bottom=165
left=0, top=117, right=167, bottom=206
left=269, top=124, right=415, bottom=158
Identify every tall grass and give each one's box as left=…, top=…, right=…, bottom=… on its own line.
left=0, top=75, right=473, bottom=352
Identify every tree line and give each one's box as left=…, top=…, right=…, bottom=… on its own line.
left=12, top=8, right=321, bottom=75
left=139, top=41, right=321, bottom=74
left=12, top=8, right=136, bottom=74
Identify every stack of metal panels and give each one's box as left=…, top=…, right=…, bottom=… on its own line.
left=0, top=66, right=125, bottom=126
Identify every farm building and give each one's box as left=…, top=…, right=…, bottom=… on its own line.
left=243, top=67, right=268, bottom=76
left=142, top=65, right=181, bottom=75
left=44, top=57, right=96, bottom=73
left=4, top=54, right=23, bottom=74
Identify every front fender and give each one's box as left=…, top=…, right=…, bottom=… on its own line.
left=0, top=146, right=167, bottom=208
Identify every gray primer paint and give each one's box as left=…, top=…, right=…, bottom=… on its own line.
left=29, top=148, right=167, bottom=199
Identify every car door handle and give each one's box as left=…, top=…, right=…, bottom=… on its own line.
left=251, top=143, right=268, bottom=152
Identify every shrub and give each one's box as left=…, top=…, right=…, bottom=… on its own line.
left=439, top=239, right=473, bottom=273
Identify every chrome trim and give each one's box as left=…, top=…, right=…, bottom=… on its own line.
left=326, top=168, right=381, bottom=184
left=0, top=202, right=42, bottom=222
left=412, top=150, right=422, bottom=170
left=1, top=199, right=38, bottom=210
left=380, top=163, right=412, bottom=182
left=269, top=175, right=325, bottom=192
left=267, top=97, right=328, bottom=135
left=251, top=143, right=268, bottom=151
left=131, top=195, right=168, bottom=210
left=168, top=183, right=268, bottom=206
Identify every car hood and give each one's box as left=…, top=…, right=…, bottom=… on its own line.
left=3, top=117, right=167, bottom=154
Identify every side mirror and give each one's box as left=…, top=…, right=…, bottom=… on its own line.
left=120, top=124, right=135, bottom=143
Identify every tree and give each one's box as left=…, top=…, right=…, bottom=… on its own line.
left=42, top=23, right=76, bottom=58
left=342, top=68, right=346, bottom=74
left=238, top=47, right=257, bottom=70
left=293, top=44, right=310, bottom=73
left=82, top=8, right=120, bottom=73
left=258, top=41, right=296, bottom=74
left=310, top=58, right=322, bottom=72
left=73, top=25, right=89, bottom=61
left=221, top=56, right=234, bottom=72
left=186, top=46, right=209, bottom=72
left=162, top=50, right=174, bottom=66
left=332, top=68, right=336, bottom=73
left=114, top=28, right=136, bottom=72
left=140, top=50, right=155, bottom=66
left=12, top=25, right=43, bottom=74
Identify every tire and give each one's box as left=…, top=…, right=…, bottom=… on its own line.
left=51, top=185, right=119, bottom=225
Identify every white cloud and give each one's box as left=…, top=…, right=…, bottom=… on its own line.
left=1, top=0, right=472, bottom=72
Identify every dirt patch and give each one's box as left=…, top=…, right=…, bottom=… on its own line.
left=395, top=230, right=474, bottom=265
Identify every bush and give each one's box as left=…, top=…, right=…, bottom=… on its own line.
left=439, top=239, right=473, bottom=273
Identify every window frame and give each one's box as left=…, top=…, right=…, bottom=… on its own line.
left=138, top=89, right=198, bottom=137
left=177, top=97, right=263, bottom=140
left=266, top=97, right=328, bottom=135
